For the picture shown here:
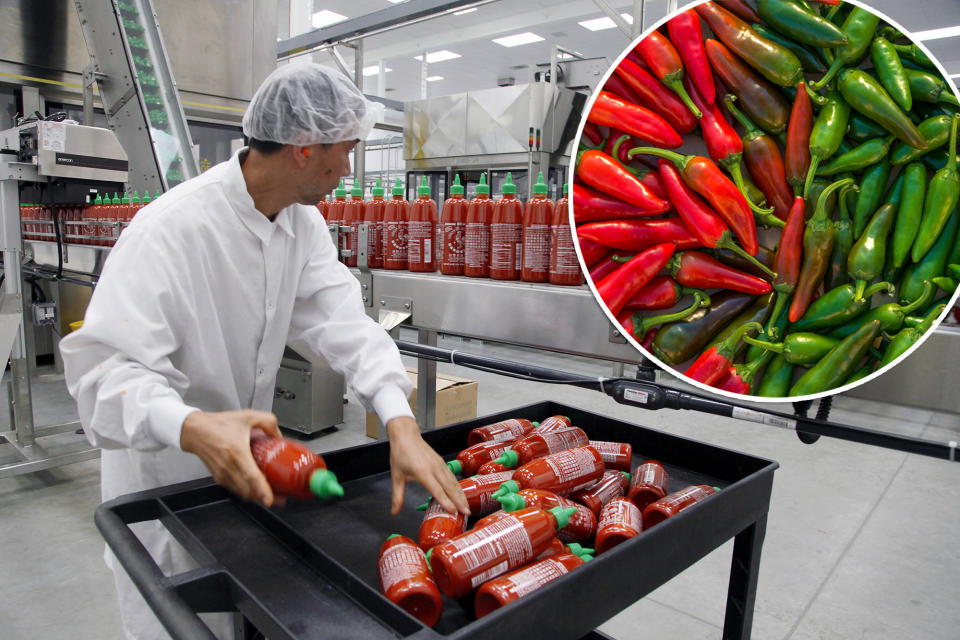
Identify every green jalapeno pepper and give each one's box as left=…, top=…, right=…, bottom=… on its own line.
left=826, top=181, right=858, bottom=290
left=748, top=300, right=791, bottom=362
left=744, top=331, right=842, bottom=366
left=890, top=163, right=928, bottom=273
left=791, top=319, right=882, bottom=396
left=755, top=0, right=848, bottom=48
left=879, top=304, right=947, bottom=369
left=848, top=201, right=897, bottom=301
left=757, top=353, right=794, bottom=397
left=847, top=112, right=890, bottom=142
left=651, top=290, right=755, bottom=366
left=901, top=208, right=960, bottom=303
left=904, top=69, right=960, bottom=107
left=852, top=160, right=892, bottom=238
left=933, top=277, right=958, bottom=293
left=805, top=177, right=838, bottom=222
left=870, top=37, right=912, bottom=112
left=817, top=136, right=894, bottom=175
left=845, top=363, right=875, bottom=386
left=922, top=148, right=960, bottom=172
left=891, top=115, right=953, bottom=165
left=912, top=114, right=960, bottom=262
left=830, top=281, right=934, bottom=338
left=892, top=42, right=937, bottom=71
left=790, top=280, right=895, bottom=332
left=803, top=90, right=850, bottom=199
left=706, top=292, right=775, bottom=358
left=811, top=7, right=881, bottom=90
left=837, top=69, right=929, bottom=150
left=751, top=23, right=828, bottom=74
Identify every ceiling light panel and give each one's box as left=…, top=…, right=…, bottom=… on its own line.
left=413, top=50, right=462, bottom=63
left=311, top=10, right=347, bottom=29
left=492, top=32, right=545, bottom=47
left=362, top=65, right=392, bottom=76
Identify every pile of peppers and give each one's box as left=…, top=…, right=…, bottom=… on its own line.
left=575, top=0, right=960, bottom=397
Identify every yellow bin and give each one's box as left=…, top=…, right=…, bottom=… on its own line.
left=69, top=320, right=84, bottom=333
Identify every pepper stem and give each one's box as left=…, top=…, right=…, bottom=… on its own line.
left=715, top=231, right=777, bottom=279
left=723, top=157, right=777, bottom=215
left=610, top=135, right=646, bottom=177
left=809, top=57, right=842, bottom=91
left=864, top=280, right=896, bottom=299
left=812, top=177, right=855, bottom=223
left=723, top=94, right=759, bottom=136
left=805, top=84, right=829, bottom=106
left=853, top=279, right=867, bottom=303
left=917, top=303, right=947, bottom=333
left=631, top=293, right=708, bottom=336
left=900, top=280, right=934, bottom=315
left=742, top=335, right=785, bottom=355
left=627, top=146, right=689, bottom=170
left=947, top=114, right=959, bottom=174
left=738, top=350, right=775, bottom=389
left=717, top=321, right=764, bottom=360
left=826, top=3, right=842, bottom=21
left=767, top=290, right=791, bottom=334
left=755, top=209, right=786, bottom=229
left=837, top=183, right=857, bottom=222
left=803, top=154, right=822, bottom=200
left=664, top=70, right=702, bottom=119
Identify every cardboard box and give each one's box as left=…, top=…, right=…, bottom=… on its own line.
left=365, top=367, right=478, bottom=438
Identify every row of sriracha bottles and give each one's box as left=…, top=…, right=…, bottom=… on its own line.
left=20, top=191, right=162, bottom=246
left=319, top=172, right=583, bottom=285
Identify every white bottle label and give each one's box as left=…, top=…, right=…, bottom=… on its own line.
left=379, top=543, right=427, bottom=592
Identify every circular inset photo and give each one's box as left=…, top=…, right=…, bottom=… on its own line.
left=572, top=0, right=960, bottom=401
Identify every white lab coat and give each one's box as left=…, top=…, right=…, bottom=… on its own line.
left=60, top=150, right=414, bottom=639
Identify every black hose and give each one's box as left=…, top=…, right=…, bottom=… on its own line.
left=45, top=178, right=64, bottom=278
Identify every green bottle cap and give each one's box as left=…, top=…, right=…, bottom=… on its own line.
left=533, top=171, right=547, bottom=195
left=94, top=195, right=103, bottom=205
left=334, top=179, right=347, bottom=198
left=532, top=421, right=539, bottom=427
left=622, top=472, right=632, bottom=482
left=563, top=183, right=569, bottom=195
left=491, top=480, right=520, bottom=500
left=351, top=182, right=363, bottom=198
left=392, top=177, right=405, bottom=196
left=132, top=191, right=141, bottom=205
left=387, top=533, right=403, bottom=540
left=372, top=177, right=384, bottom=197
left=450, top=175, right=464, bottom=196
left=425, top=547, right=434, bottom=569
left=475, top=173, right=489, bottom=195
left=121, top=193, right=131, bottom=204
left=580, top=554, right=594, bottom=562
left=501, top=172, right=516, bottom=195
left=308, top=468, right=344, bottom=498
left=712, top=486, right=721, bottom=492
left=447, top=460, right=463, bottom=475
left=497, top=493, right=527, bottom=512
left=154, top=189, right=162, bottom=200
left=142, top=191, right=151, bottom=204
left=417, top=176, right=431, bottom=196
left=112, top=193, right=121, bottom=204
left=565, top=543, right=594, bottom=556
left=493, top=450, right=519, bottom=468
left=549, top=506, right=577, bottom=530
left=416, top=501, right=430, bottom=511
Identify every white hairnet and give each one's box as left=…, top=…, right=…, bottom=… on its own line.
left=242, top=63, right=384, bottom=146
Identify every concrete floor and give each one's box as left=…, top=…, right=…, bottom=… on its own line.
left=1, top=333, right=958, bottom=639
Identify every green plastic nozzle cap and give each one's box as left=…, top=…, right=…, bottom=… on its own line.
left=335, top=179, right=347, bottom=197
left=417, top=176, right=431, bottom=196
left=622, top=472, right=631, bottom=482
left=447, top=460, right=463, bottom=475
left=563, top=183, right=569, bottom=195
left=121, top=193, right=131, bottom=204
left=475, top=173, right=489, bottom=195
left=387, top=533, right=403, bottom=540
left=308, top=468, right=344, bottom=498
left=533, top=171, right=547, bottom=195
left=416, top=501, right=430, bottom=511
left=112, top=193, right=121, bottom=204
left=132, top=191, right=141, bottom=204
left=497, top=493, right=527, bottom=512
left=501, top=172, right=516, bottom=195
left=580, top=554, right=594, bottom=562
left=549, top=506, right=577, bottom=531
left=94, top=195, right=103, bottom=205
left=350, top=183, right=363, bottom=197
left=154, top=189, right=162, bottom=200
left=491, top=480, right=520, bottom=500
left=565, top=543, right=594, bottom=557
left=493, top=450, right=519, bottom=468
left=425, top=547, right=434, bottom=568
left=450, top=175, right=464, bottom=196
left=392, top=178, right=404, bottom=196
left=712, top=486, right=721, bottom=492
left=142, top=191, right=151, bottom=204
left=532, top=421, right=539, bottom=427
left=372, top=178, right=384, bottom=197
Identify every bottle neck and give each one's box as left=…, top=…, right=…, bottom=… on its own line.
left=373, top=195, right=384, bottom=201
left=474, top=193, right=489, bottom=200
left=392, top=194, right=404, bottom=200
left=501, top=193, right=516, bottom=200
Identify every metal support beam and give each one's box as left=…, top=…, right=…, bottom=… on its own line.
left=354, top=40, right=365, bottom=189
left=592, top=0, right=633, bottom=38
left=417, top=329, right=438, bottom=429
left=631, top=0, right=644, bottom=39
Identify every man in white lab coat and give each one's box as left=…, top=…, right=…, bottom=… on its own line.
left=60, top=63, right=468, bottom=639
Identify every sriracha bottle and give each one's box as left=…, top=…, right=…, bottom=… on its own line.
left=473, top=551, right=589, bottom=618
left=476, top=460, right=513, bottom=475
left=470, top=509, right=514, bottom=531
left=439, top=175, right=467, bottom=275
left=489, top=172, right=522, bottom=280
left=109, top=193, right=121, bottom=246
left=383, top=178, right=409, bottom=270
left=326, top=180, right=348, bottom=263
left=588, top=440, right=633, bottom=472
left=364, top=178, right=386, bottom=268
left=497, top=488, right=597, bottom=543
left=118, top=193, right=132, bottom=241
left=429, top=506, right=576, bottom=598
left=493, top=426, right=589, bottom=468
left=378, top=534, right=443, bottom=628
left=642, top=485, right=719, bottom=528
left=521, top=171, right=552, bottom=282
left=464, top=173, right=493, bottom=278
left=446, top=440, right=517, bottom=477
left=532, top=415, right=571, bottom=432
left=315, top=197, right=326, bottom=218
left=407, top=176, right=437, bottom=272
left=494, top=445, right=605, bottom=497
left=249, top=428, right=343, bottom=500
left=342, top=183, right=364, bottom=267
left=595, top=497, right=643, bottom=554
left=466, top=418, right=537, bottom=446
left=571, top=470, right=631, bottom=516
left=418, top=499, right=467, bottom=551
left=84, top=195, right=101, bottom=245
left=458, top=470, right=515, bottom=515
left=549, top=183, right=583, bottom=285
left=627, top=460, right=670, bottom=511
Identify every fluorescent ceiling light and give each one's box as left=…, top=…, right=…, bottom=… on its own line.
left=311, top=10, right=347, bottom=29
left=386, top=0, right=407, bottom=4
left=362, top=65, right=392, bottom=76
left=493, top=32, right=545, bottom=47
left=413, top=50, right=461, bottom=63
left=454, top=7, right=477, bottom=15
left=578, top=14, right=634, bottom=31
left=910, top=25, right=960, bottom=41
left=427, top=75, right=444, bottom=82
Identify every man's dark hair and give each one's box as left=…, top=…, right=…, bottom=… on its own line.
left=247, top=137, right=285, bottom=155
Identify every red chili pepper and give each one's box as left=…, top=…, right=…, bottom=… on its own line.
left=628, top=146, right=759, bottom=256
left=714, top=351, right=771, bottom=394
left=579, top=237, right=609, bottom=269
left=589, top=252, right=632, bottom=282
left=684, top=322, right=764, bottom=386
left=614, top=59, right=698, bottom=135
left=768, top=195, right=806, bottom=328
left=603, top=129, right=638, bottom=165
left=596, top=243, right=676, bottom=316
left=572, top=184, right=663, bottom=224
left=603, top=73, right=646, bottom=108
left=625, top=49, right=646, bottom=69
left=714, top=366, right=751, bottom=394
left=640, top=328, right=658, bottom=351
left=576, top=218, right=701, bottom=252
left=720, top=0, right=763, bottom=23
left=668, top=10, right=715, bottom=105
left=657, top=159, right=775, bottom=278
left=582, top=122, right=605, bottom=148
left=786, top=81, right=813, bottom=196
left=623, top=275, right=708, bottom=311
left=588, top=92, right=683, bottom=149
left=666, top=251, right=772, bottom=295
left=636, top=31, right=702, bottom=119
left=575, top=150, right=671, bottom=213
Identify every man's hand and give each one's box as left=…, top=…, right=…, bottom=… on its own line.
left=386, top=416, right=470, bottom=517
left=180, top=409, right=282, bottom=507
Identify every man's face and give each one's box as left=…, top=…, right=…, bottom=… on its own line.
left=298, top=140, right=356, bottom=204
